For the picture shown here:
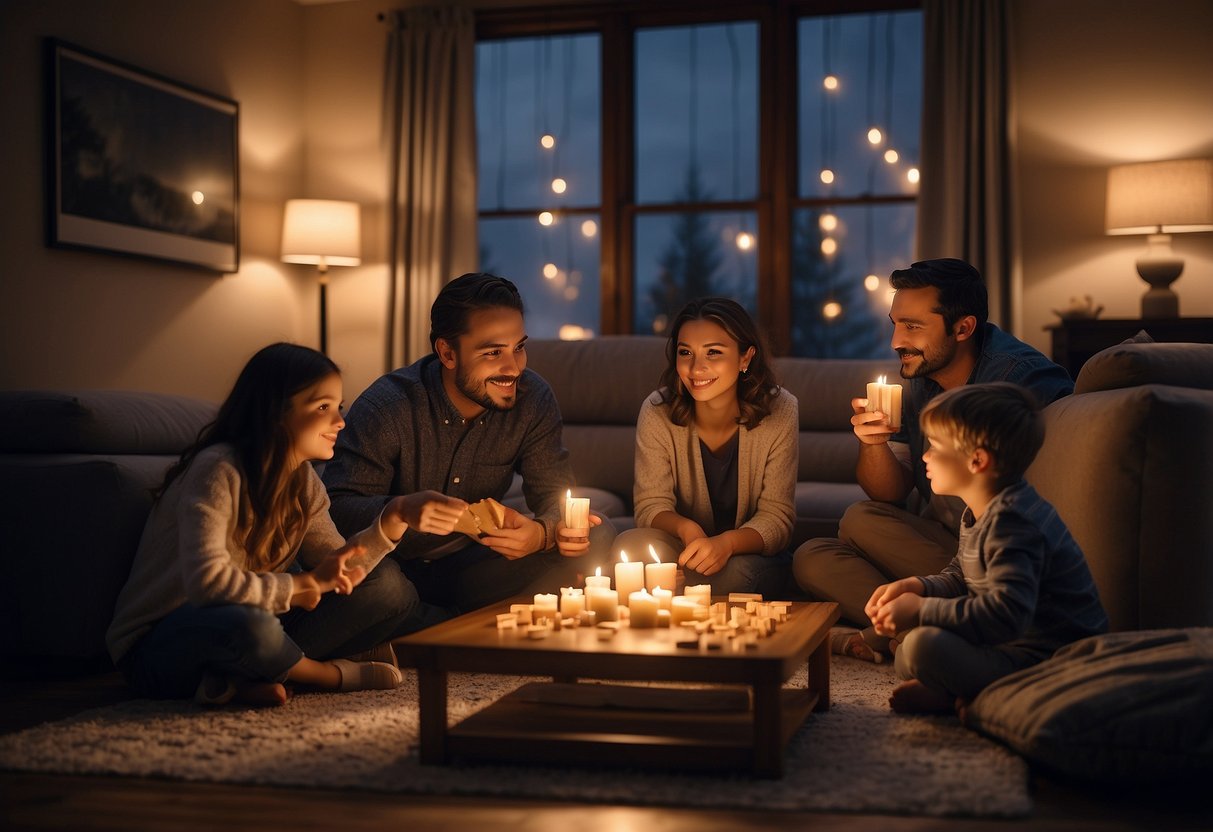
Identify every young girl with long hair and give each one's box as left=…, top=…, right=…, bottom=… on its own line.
left=614, top=298, right=798, bottom=596
left=107, top=343, right=423, bottom=706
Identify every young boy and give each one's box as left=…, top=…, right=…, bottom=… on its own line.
left=864, top=382, right=1107, bottom=714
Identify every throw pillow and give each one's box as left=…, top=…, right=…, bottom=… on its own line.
left=963, top=629, right=1213, bottom=783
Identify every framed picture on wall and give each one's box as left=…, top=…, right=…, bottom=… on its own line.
left=44, top=39, right=240, bottom=272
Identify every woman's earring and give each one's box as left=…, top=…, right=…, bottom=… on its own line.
left=741, top=366, right=749, bottom=374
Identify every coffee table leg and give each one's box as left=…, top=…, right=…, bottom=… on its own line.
left=752, top=678, right=783, bottom=778
left=416, top=666, right=448, bottom=764
left=809, top=636, right=831, bottom=712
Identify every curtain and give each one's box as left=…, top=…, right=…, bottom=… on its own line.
left=383, top=7, right=477, bottom=369
left=917, top=0, right=1019, bottom=331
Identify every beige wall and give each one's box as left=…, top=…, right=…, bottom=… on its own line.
left=0, top=0, right=311, bottom=403
left=1014, top=0, right=1213, bottom=353
left=3, top=0, right=1211, bottom=404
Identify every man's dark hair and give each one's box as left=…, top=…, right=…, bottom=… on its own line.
left=889, top=258, right=988, bottom=334
left=429, top=272, right=524, bottom=352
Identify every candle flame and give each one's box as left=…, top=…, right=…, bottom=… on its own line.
left=566, top=488, right=571, bottom=500
left=648, top=544, right=661, bottom=564
left=620, top=550, right=629, bottom=563
left=876, top=374, right=886, bottom=385
left=594, top=566, right=602, bottom=577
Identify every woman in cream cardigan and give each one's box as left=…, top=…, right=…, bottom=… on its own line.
left=614, top=298, right=798, bottom=597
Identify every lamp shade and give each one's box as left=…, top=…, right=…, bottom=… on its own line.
left=281, top=199, right=361, bottom=266
left=1105, top=159, right=1213, bottom=236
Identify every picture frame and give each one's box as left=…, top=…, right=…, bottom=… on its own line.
left=45, top=39, right=240, bottom=273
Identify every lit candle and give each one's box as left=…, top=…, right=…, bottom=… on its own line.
left=533, top=593, right=558, bottom=621
left=615, top=551, right=645, bottom=607
left=684, top=584, right=712, bottom=607
left=652, top=586, right=673, bottom=611
left=585, top=566, right=611, bottom=591
left=559, top=587, right=585, bottom=617
left=586, top=586, right=618, bottom=622
left=561, top=488, right=591, bottom=544
left=865, top=374, right=903, bottom=431
left=645, top=544, right=677, bottom=593
left=670, top=596, right=701, bottom=625
left=628, top=589, right=659, bottom=628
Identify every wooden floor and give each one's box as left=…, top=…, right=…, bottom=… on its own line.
left=1, top=671, right=1209, bottom=832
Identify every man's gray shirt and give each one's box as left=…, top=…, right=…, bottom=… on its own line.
left=322, top=355, right=572, bottom=560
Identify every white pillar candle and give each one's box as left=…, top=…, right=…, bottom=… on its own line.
left=651, top=586, right=673, bottom=611
left=615, top=552, right=645, bottom=607
left=670, top=596, right=701, bottom=625
left=561, top=489, right=591, bottom=544
left=559, top=587, right=585, bottom=618
left=657, top=609, right=671, bottom=628
left=532, top=593, right=558, bottom=621
left=585, top=567, right=611, bottom=591
left=645, top=546, right=677, bottom=593
left=586, top=586, right=618, bottom=622
left=684, top=584, right=712, bottom=607
left=628, top=589, right=659, bottom=628
left=865, top=375, right=903, bottom=431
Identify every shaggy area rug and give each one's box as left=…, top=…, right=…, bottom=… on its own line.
left=0, top=658, right=1030, bottom=817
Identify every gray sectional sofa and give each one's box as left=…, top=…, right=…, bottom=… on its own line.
left=4, top=336, right=1211, bottom=670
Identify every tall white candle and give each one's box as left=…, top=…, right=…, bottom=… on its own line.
left=684, top=584, right=712, bottom=606
left=645, top=544, right=677, bottom=593
left=561, top=489, right=591, bottom=544
left=865, top=375, right=903, bottom=431
left=628, top=589, right=659, bottom=628
left=615, top=551, right=645, bottom=607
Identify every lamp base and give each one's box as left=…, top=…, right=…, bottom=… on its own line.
left=1136, top=234, right=1183, bottom=319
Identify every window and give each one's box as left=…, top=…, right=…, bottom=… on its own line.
left=476, top=2, right=921, bottom=357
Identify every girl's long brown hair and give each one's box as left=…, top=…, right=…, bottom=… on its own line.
left=657, top=297, right=779, bottom=428
left=159, top=343, right=340, bottom=571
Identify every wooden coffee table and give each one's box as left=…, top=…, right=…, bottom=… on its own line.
left=394, top=598, right=839, bottom=778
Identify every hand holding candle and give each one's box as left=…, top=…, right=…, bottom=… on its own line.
left=865, top=375, right=903, bottom=431
left=560, top=488, right=591, bottom=545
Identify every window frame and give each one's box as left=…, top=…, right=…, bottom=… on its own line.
left=476, top=0, right=920, bottom=354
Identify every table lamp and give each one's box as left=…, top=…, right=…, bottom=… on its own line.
left=1105, top=159, right=1213, bottom=318
left=281, top=199, right=361, bottom=354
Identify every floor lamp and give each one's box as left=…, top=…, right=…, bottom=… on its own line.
left=281, top=199, right=362, bottom=354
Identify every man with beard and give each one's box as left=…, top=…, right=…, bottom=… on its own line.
left=792, top=259, right=1073, bottom=663
left=323, top=272, right=614, bottom=626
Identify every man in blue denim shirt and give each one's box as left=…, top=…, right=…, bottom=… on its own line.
left=793, top=259, right=1073, bottom=662
left=323, top=273, right=615, bottom=626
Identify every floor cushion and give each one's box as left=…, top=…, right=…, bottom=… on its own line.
left=963, top=629, right=1213, bottom=782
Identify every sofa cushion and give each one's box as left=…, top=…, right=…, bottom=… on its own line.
left=526, top=337, right=665, bottom=425
left=1027, top=385, right=1213, bottom=630
left=1075, top=342, right=1213, bottom=394
left=0, top=454, right=175, bottom=660
left=0, top=390, right=217, bottom=455
left=964, top=628, right=1213, bottom=783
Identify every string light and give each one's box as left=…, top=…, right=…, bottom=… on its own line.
left=821, top=238, right=838, bottom=257
left=551, top=178, right=567, bottom=194
left=538, top=211, right=554, bottom=226
left=543, top=263, right=558, bottom=279
left=867, top=128, right=882, bottom=145
left=819, top=213, right=838, bottom=232
left=907, top=167, right=920, bottom=184
left=823, top=74, right=839, bottom=91
left=884, top=149, right=899, bottom=164
left=820, top=169, right=835, bottom=185
left=864, top=274, right=880, bottom=292
left=540, top=134, right=555, bottom=149
left=823, top=301, right=842, bottom=319
left=580, top=219, right=598, bottom=238
left=736, top=231, right=754, bottom=251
